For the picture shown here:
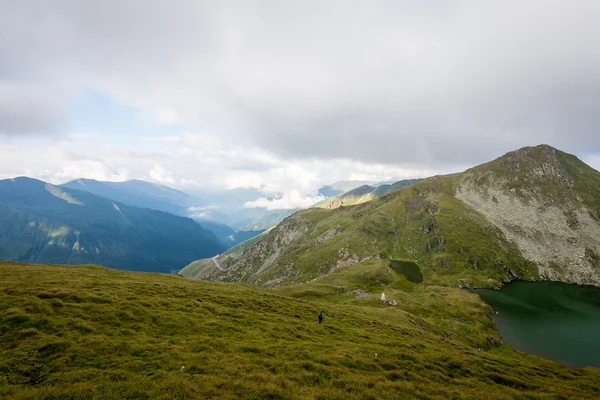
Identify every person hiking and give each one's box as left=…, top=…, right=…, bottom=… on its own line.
left=318, top=311, right=324, bottom=324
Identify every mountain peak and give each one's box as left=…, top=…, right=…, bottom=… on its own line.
left=501, top=144, right=561, bottom=163
left=464, top=144, right=581, bottom=183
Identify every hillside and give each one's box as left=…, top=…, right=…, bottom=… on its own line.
left=179, top=229, right=273, bottom=279
left=182, top=179, right=423, bottom=279
left=2, top=262, right=599, bottom=399
left=0, top=178, right=224, bottom=273
left=196, top=145, right=600, bottom=288
left=61, top=178, right=203, bottom=216
left=316, top=179, right=423, bottom=209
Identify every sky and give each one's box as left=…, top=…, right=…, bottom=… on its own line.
left=1, top=1, right=600, bottom=210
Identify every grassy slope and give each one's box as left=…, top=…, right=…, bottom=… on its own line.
left=179, top=229, right=272, bottom=279
left=315, top=185, right=377, bottom=209
left=216, top=175, right=537, bottom=288
left=2, top=262, right=599, bottom=399
left=315, top=179, right=423, bottom=210
left=178, top=258, right=217, bottom=280
left=222, top=229, right=273, bottom=261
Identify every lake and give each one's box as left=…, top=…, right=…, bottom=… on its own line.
left=474, top=281, right=600, bottom=367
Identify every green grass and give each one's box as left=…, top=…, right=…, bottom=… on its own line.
left=178, top=258, right=216, bottom=279
left=2, top=262, right=599, bottom=399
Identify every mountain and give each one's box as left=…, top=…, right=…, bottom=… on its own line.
left=61, top=178, right=203, bottom=216
left=180, top=179, right=423, bottom=277
left=61, top=178, right=266, bottom=247
left=234, top=208, right=298, bottom=231
left=179, top=228, right=272, bottom=279
left=317, top=180, right=377, bottom=197
left=188, top=145, right=600, bottom=288
left=230, top=183, right=379, bottom=230
left=316, top=179, right=423, bottom=209
left=2, top=262, right=598, bottom=399
left=190, top=219, right=264, bottom=247
left=0, top=177, right=224, bottom=272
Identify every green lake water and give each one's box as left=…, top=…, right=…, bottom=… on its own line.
left=474, top=281, right=600, bottom=367
left=390, top=260, right=423, bottom=284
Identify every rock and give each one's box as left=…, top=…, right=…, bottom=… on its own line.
left=347, top=289, right=370, bottom=299
left=485, top=336, right=502, bottom=347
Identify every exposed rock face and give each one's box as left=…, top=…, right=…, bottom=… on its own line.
left=456, top=145, right=600, bottom=286
left=206, top=213, right=310, bottom=286
left=456, top=184, right=600, bottom=285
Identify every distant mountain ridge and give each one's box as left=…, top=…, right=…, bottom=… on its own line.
left=317, top=180, right=377, bottom=197
left=61, top=178, right=268, bottom=247
left=61, top=178, right=203, bottom=216
left=0, top=177, right=224, bottom=272
left=186, top=145, right=600, bottom=289
left=316, top=179, right=423, bottom=209
left=61, top=178, right=391, bottom=235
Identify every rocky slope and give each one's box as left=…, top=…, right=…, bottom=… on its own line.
left=189, top=145, right=600, bottom=288
left=455, top=145, right=600, bottom=286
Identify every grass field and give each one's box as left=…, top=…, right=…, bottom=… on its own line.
left=1, top=261, right=599, bottom=399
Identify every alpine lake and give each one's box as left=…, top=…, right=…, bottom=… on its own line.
left=473, top=281, right=600, bottom=368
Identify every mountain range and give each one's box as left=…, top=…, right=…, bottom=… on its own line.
left=0, top=175, right=408, bottom=273
left=61, top=178, right=260, bottom=246
left=182, top=145, right=600, bottom=288
left=0, top=177, right=224, bottom=273
left=61, top=178, right=204, bottom=216
left=61, top=178, right=408, bottom=240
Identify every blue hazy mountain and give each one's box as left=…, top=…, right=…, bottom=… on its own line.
left=61, top=179, right=264, bottom=246
left=0, top=177, right=224, bottom=273
left=61, top=178, right=203, bottom=216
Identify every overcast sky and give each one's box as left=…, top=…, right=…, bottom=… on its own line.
left=1, top=1, right=600, bottom=209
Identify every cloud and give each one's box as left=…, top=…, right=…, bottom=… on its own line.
left=583, top=155, right=600, bottom=172
left=135, top=108, right=181, bottom=125
left=1, top=0, right=600, bottom=208
left=149, top=164, right=175, bottom=185
left=0, top=82, right=68, bottom=135
left=2, top=1, right=600, bottom=160
left=52, top=161, right=129, bottom=183
left=244, top=191, right=325, bottom=211
left=187, top=205, right=219, bottom=219
left=0, top=139, right=130, bottom=183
